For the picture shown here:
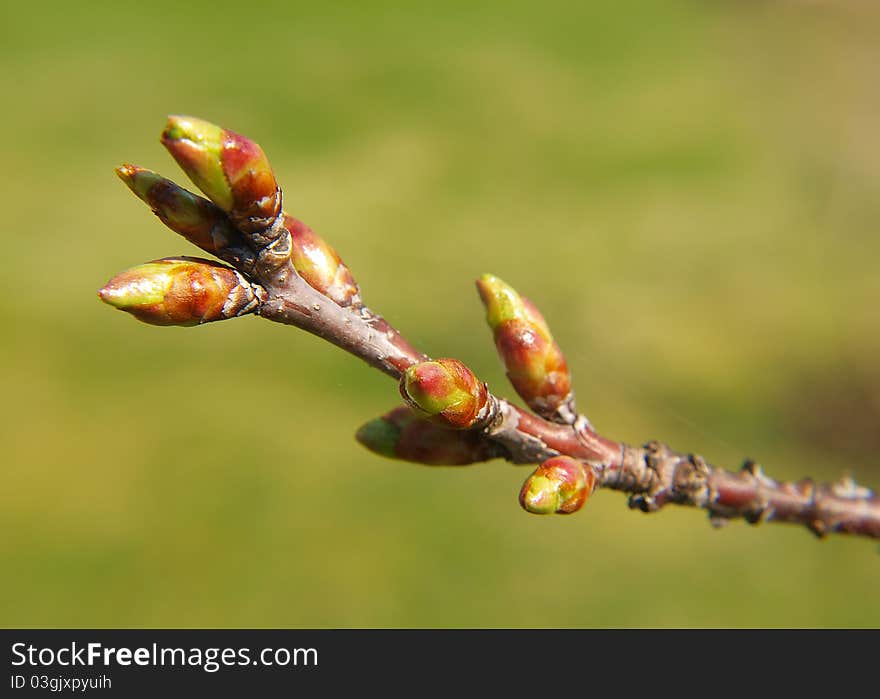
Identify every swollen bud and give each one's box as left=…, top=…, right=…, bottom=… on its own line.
left=476, top=274, right=573, bottom=421
left=284, top=214, right=361, bottom=307
left=519, top=456, right=596, bottom=515
left=161, top=115, right=281, bottom=233
left=116, top=165, right=241, bottom=255
left=98, top=257, right=261, bottom=326
left=400, top=359, right=490, bottom=429
left=355, top=406, right=496, bottom=466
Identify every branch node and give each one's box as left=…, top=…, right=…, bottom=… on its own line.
left=832, top=475, right=874, bottom=500
left=628, top=494, right=659, bottom=512
left=671, top=453, right=712, bottom=507
left=555, top=396, right=580, bottom=426
left=743, top=506, right=767, bottom=526
left=741, top=458, right=776, bottom=489
left=255, top=222, right=293, bottom=277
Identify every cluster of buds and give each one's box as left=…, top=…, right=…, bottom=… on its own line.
left=101, top=115, right=365, bottom=326
left=101, top=115, right=600, bottom=519
left=353, top=276, right=592, bottom=516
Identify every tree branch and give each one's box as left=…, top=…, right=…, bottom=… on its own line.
left=100, top=116, right=880, bottom=541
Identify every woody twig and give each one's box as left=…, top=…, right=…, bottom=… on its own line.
left=99, top=116, right=880, bottom=540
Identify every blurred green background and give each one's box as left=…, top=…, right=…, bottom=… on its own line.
left=2, top=0, right=879, bottom=627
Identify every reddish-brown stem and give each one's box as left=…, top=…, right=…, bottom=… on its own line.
left=256, top=257, right=427, bottom=378
left=110, top=128, right=878, bottom=541
left=249, top=243, right=879, bottom=540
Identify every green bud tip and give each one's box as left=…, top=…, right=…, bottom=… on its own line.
left=99, top=261, right=170, bottom=310
left=161, top=116, right=232, bottom=211
left=116, top=164, right=160, bottom=201
left=476, top=273, right=550, bottom=337
left=519, top=456, right=596, bottom=515
left=355, top=417, right=402, bottom=459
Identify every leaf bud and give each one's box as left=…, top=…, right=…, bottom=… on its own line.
left=116, top=164, right=241, bottom=255
left=519, top=456, right=596, bottom=514
left=161, top=115, right=281, bottom=233
left=476, top=273, right=573, bottom=421
left=98, top=257, right=261, bottom=326
left=355, top=405, right=496, bottom=466
left=400, top=359, right=490, bottom=429
left=285, top=213, right=361, bottom=307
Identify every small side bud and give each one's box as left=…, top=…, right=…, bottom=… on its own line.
left=476, top=273, right=573, bottom=421
left=161, top=115, right=281, bottom=233
left=400, top=359, right=490, bottom=429
left=98, top=257, right=261, bottom=326
left=355, top=406, right=496, bottom=466
left=519, top=456, right=596, bottom=515
left=284, top=214, right=361, bottom=307
left=115, top=165, right=241, bottom=255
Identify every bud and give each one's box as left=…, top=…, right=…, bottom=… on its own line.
left=115, top=165, right=241, bottom=255
left=400, top=359, right=490, bottom=429
left=98, top=257, right=261, bottom=326
left=284, top=214, right=361, bottom=307
left=161, top=115, right=280, bottom=232
left=355, top=406, right=496, bottom=466
left=519, top=456, right=596, bottom=515
left=476, top=273, right=573, bottom=420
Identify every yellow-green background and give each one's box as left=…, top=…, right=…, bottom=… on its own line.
left=3, top=0, right=878, bottom=627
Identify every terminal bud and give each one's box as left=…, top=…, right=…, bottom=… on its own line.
left=98, top=257, right=261, bottom=326
left=162, top=115, right=281, bottom=233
